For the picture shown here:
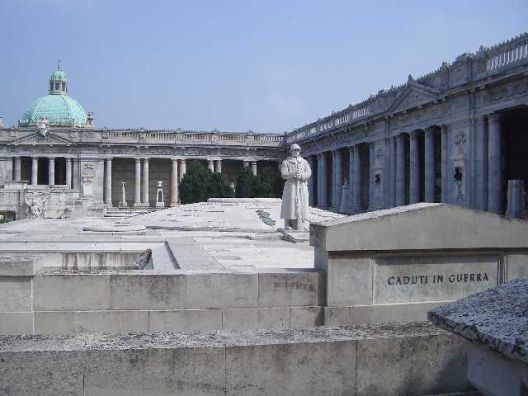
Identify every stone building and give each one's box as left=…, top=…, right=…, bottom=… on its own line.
left=1, top=33, right=527, bottom=220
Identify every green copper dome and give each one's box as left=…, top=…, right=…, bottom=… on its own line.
left=19, top=66, right=88, bottom=127
left=19, top=95, right=87, bottom=127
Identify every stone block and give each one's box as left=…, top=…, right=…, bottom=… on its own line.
left=0, top=277, right=32, bottom=312
left=33, top=274, right=111, bottom=311
left=327, top=256, right=373, bottom=306
left=466, top=342, right=528, bottom=396
left=187, top=273, right=258, bottom=309
left=82, top=347, right=226, bottom=396
left=0, top=312, right=33, bottom=334
left=0, top=351, right=84, bottom=396
left=355, top=333, right=472, bottom=395
left=0, top=256, right=35, bottom=276
left=148, top=309, right=223, bottom=332
left=323, top=306, right=349, bottom=326
left=348, top=301, right=447, bottom=325
left=290, top=306, right=324, bottom=328
left=506, top=253, right=528, bottom=280
left=110, top=273, right=187, bottom=310
left=222, top=308, right=259, bottom=330
left=374, top=254, right=500, bottom=304
left=257, top=307, right=291, bottom=329
left=34, top=311, right=75, bottom=335
left=257, top=271, right=324, bottom=308
left=74, top=310, right=148, bottom=333
left=225, top=340, right=356, bottom=395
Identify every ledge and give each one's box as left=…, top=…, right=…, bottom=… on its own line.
left=428, top=278, right=528, bottom=364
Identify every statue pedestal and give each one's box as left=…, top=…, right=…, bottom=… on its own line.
left=155, top=201, right=165, bottom=208
left=278, top=228, right=309, bottom=243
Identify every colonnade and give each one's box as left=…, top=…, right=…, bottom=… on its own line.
left=307, top=114, right=506, bottom=215
left=103, top=157, right=259, bottom=208
left=308, top=126, right=443, bottom=213
left=12, top=156, right=74, bottom=188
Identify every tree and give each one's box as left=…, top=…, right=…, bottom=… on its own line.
left=255, top=166, right=284, bottom=198
left=235, top=167, right=258, bottom=198
left=235, top=165, right=284, bottom=198
left=179, top=161, right=233, bottom=204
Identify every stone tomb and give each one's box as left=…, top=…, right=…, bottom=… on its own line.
left=429, top=278, right=528, bottom=396
left=311, top=203, right=528, bottom=325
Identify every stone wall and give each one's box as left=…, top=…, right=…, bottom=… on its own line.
left=0, top=256, right=325, bottom=335
left=0, top=324, right=475, bottom=395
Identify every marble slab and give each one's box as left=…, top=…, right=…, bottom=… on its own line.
left=428, top=278, right=528, bottom=364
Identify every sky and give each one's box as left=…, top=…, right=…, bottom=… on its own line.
left=0, top=0, right=527, bottom=132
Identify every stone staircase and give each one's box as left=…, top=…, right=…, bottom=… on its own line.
left=104, top=206, right=162, bottom=219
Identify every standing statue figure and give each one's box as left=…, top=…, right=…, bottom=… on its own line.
left=280, top=143, right=312, bottom=230
left=119, top=181, right=128, bottom=208
left=156, top=180, right=165, bottom=208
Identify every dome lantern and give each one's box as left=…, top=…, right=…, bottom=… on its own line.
left=49, top=60, right=67, bottom=95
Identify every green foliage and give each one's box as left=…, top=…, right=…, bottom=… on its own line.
left=235, top=165, right=284, bottom=198
left=179, top=161, right=233, bottom=204
left=235, top=167, right=258, bottom=198
left=255, top=166, right=284, bottom=198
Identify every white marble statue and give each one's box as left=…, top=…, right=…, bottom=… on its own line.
left=156, top=180, right=164, bottom=207
left=24, top=191, right=49, bottom=219
left=36, top=117, right=49, bottom=137
left=280, top=143, right=312, bottom=230
left=119, top=181, right=128, bottom=207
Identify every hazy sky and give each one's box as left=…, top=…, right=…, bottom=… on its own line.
left=1, top=0, right=527, bottom=132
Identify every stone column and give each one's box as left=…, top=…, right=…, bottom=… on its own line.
left=251, top=161, right=257, bottom=176
left=409, top=131, right=420, bottom=203
left=65, top=158, right=72, bottom=189
left=395, top=135, right=406, bottom=206
left=207, top=159, right=214, bottom=172
left=72, top=158, right=80, bottom=190
left=318, top=153, right=328, bottom=207
left=351, top=145, right=361, bottom=213
left=488, top=114, right=502, bottom=214
left=14, top=157, right=21, bottom=182
left=424, top=127, right=435, bottom=202
left=214, top=159, right=221, bottom=174
left=307, top=156, right=315, bottom=207
left=134, top=158, right=141, bottom=207
left=180, top=158, right=187, bottom=179
left=316, top=154, right=323, bottom=207
left=441, top=125, right=448, bottom=203
left=332, top=150, right=342, bottom=209
left=48, top=157, right=55, bottom=186
left=142, top=158, right=149, bottom=207
left=104, top=158, right=112, bottom=205
left=31, top=157, right=38, bottom=186
left=171, top=158, right=179, bottom=206
left=243, top=160, right=249, bottom=168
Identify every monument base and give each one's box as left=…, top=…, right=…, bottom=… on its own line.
left=279, top=228, right=309, bottom=243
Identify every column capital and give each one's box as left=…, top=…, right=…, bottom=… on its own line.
left=488, top=113, right=502, bottom=123
left=424, top=126, right=437, bottom=134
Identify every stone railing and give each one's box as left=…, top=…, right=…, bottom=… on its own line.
left=0, top=128, right=287, bottom=148
left=486, top=34, right=528, bottom=72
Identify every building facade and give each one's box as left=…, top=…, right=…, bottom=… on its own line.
left=1, top=33, right=527, bottom=220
